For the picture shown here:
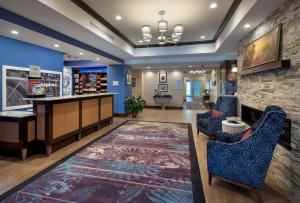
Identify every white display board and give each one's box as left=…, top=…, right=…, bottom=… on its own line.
left=2, top=65, right=62, bottom=111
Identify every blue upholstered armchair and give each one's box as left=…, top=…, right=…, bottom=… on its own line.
left=207, top=106, right=286, bottom=190
left=197, top=96, right=237, bottom=137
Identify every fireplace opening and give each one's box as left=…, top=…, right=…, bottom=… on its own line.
left=241, top=105, right=291, bottom=150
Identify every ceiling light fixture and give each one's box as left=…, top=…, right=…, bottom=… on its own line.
left=210, top=2, right=218, bottom=9
left=200, top=35, right=206, bottom=39
left=139, top=40, right=143, bottom=43
left=79, top=52, right=84, bottom=55
left=54, top=44, right=60, bottom=48
left=188, top=65, right=192, bottom=68
left=141, top=10, right=184, bottom=47
left=147, top=66, right=151, bottom=69
left=11, top=30, right=19, bottom=35
left=115, top=15, right=122, bottom=21
left=244, top=23, right=251, bottom=28
left=96, top=58, right=100, bottom=61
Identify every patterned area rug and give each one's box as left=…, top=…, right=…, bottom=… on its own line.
left=0, top=121, right=205, bottom=203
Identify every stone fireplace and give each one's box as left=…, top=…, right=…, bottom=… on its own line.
left=237, top=0, right=300, bottom=197
left=241, top=104, right=291, bottom=150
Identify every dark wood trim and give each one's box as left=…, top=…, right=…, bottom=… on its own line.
left=70, top=0, right=136, bottom=47
left=0, top=115, right=36, bottom=159
left=212, top=0, right=242, bottom=41
left=71, top=0, right=241, bottom=48
left=135, top=40, right=215, bottom=48
left=114, top=113, right=130, bottom=117
left=144, top=105, right=183, bottom=110
left=51, top=130, right=81, bottom=145
left=81, top=122, right=99, bottom=132
left=240, top=60, right=290, bottom=76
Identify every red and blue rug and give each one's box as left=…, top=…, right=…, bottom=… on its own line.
left=0, top=121, right=205, bottom=203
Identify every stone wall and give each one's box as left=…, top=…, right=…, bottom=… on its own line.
left=237, top=0, right=300, bottom=196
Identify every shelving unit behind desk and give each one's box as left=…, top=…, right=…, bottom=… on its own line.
left=24, top=93, right=114, bottom=155
left=73, top=68, right=108, bottom=95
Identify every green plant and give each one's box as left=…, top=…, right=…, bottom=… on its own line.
left=124, top=96, right=146, bottom=117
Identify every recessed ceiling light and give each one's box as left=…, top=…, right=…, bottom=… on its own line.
left=115, top=15, right=122, bottom=21
left=200, top=35, right=206, bottom=39
left=11, top=30, right=19, bottom=35
left=96, top=58, right=100, bottom=61
left=147, top=66, right=151, bottom=69
left=54, top=44, right=60, bottom=48
left=79, top=52, right=84, bottom=55
left=139, top=40, right=143, bottom=43
left=244, top=23, right=251, bottom=28
left=210, top=2, right=218, bottom=9
left=188, top=65, right=192, bottom=68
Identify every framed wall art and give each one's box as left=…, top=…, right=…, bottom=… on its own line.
left=2, top=65, right=62, bottom=111
left=158, top=84, right=168, bottom=92
left=126, top=73, right=131, bottom=86
left=159, top=72, right=167, bottom=83
left=243, top=25, right=280, bottom=70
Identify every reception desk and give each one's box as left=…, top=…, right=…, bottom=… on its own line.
left=24, top=93, right=114, bottom=155
left=0, top=111, right=36, bottom=160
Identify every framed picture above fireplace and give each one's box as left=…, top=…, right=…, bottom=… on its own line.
left=243, top=25, right=280, bottom=70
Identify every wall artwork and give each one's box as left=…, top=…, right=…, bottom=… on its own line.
left=158, top=84, right=168, bottom=92
left=159, top=72, right=167, bottom=83
left=2, top=65, right=62, bottom=110
left=126, top=73, right=131, bottom=86
left=132, top=78, right=136, bottom=88
left=243, top=25, right=280, bottom=69
left=175, top=80, right=183, bottom=90
left=63, top=66, right=72, bottom=95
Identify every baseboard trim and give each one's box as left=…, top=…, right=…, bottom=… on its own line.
left=114, top=113, right=130, bottom=117
left=144, top=106, right=183, bottom=110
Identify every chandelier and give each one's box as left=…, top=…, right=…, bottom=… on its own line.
left=141, top=10, right=184, bottom=46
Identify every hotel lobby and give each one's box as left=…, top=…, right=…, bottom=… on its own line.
left=0, top=0, right=299, bottom=202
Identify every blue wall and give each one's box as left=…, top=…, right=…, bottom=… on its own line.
left=107, top=65, right=132, bottom=114
left=0, top=36, right=64, bottom=111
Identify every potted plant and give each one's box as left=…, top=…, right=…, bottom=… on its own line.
left=124, top=96, right=146, bottom=117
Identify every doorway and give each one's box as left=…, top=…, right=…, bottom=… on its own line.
left=186, top=80, right=201, bottom=101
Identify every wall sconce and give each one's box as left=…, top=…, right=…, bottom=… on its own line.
left=231, top=64, right=238, bottom=72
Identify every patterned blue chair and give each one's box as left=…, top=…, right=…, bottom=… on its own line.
left=207, top=106, right=286, bottom=193
left=197, top=96, right=237, bottom=137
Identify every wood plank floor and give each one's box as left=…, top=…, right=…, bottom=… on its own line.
left=0, top=109, right=298, bottom=202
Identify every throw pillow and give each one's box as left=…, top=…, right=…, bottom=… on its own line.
left=211, top=109, right=223, bottom=118
left=240, top=129, right=253, bottom=141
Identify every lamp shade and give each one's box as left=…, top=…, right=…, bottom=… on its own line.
left=231, top=67, right=238, bottom=72
left=173, top=24, right=184, bottom=36
left=231, top=64, right=238, bottom=72
left=158, top=20, right=168, bottom=32
left=141, top=25, right=151, bottom=36
left=172, top=33, right=180, bottom=42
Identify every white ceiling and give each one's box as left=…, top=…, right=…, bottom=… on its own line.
left=0, top=0, right=288, bottom=68
left=0, top=0, right=134, bottom=60
left=83, top=0, right=234, bottom=44
left=0, top=20, right=118, bottom=65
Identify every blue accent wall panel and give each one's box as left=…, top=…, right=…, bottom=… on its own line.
left=107, top=65, right=132, bottom=114
left=0, top=36, right=64, bottom=111
left=0, top=7, right=123, bottom=63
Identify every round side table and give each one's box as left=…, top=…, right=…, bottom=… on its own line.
left=222, top=120, right=247, bottom=134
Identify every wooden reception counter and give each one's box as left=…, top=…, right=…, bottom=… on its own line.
left=24, top=93, right=115, bottom=155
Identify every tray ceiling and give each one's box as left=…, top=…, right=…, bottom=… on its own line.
left=80, top=0, right=236, bottom=47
